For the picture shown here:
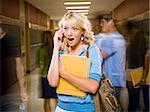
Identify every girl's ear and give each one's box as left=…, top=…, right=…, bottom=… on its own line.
left=81, top=34, right=84, bottom=41
left=81, top=29, right=85, bottom=35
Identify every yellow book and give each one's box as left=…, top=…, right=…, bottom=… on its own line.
left=130, top=67, right=143, bottom=87
left=57, top=54, right=91, bottom=98
left=146, top=67, right=150, bottom=84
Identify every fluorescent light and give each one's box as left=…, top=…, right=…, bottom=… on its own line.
left=66, top=6, right=90, bottom=9
left=81, top=12, right=88, bottom=15
left=68, top=10, right=89, bottom=13
left=64, top=2, right=91, bottom=5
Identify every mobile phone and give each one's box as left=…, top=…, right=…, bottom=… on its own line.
left=58, top=33, right=64, bottom=42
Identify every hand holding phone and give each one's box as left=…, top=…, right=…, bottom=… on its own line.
left=58, top=34, right=64, bottom=42
left=53, top=29, right=64, bottom=49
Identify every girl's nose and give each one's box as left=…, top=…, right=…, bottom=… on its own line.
left=67, top=29, right=73, bottom=36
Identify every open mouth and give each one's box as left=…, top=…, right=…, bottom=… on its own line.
left=67, top=37, right=75, bottom=45
left=68, top=38, right=74, bottom=41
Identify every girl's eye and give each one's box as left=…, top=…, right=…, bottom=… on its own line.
left=72, top=27, right=78, bottom=31
left=64, top=27, right=68, bottom=30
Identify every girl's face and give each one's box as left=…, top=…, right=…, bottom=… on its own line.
left=63, top=22, right=84, bottom=47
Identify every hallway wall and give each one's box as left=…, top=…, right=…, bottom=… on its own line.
left=113, top=0, right=149, bottom=20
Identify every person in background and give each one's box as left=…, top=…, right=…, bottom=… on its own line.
left=39, top=31, right=57, bottom=112
left=94, top=16, right=126, bottom=111
left=47, top=12, right=102, bottom=112
left=141, top=48, right=149, bottom=112
left=0, top=24, right=28, bottom=111
left=125, top=22, right=149, bottom=112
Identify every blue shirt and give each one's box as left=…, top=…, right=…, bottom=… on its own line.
left=58, top=44, right=102, bottom=112
left=95, top=31, right=126, bottom=87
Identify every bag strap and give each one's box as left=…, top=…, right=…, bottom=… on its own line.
left=86, top=43, right=90, bottom=58
left=101, top=74, right=114, bottom=90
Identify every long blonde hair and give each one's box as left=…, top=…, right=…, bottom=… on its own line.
left=58, top=12, right=94, bottom=51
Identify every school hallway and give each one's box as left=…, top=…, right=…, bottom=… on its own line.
left=1, top=0, right=149, bottom=111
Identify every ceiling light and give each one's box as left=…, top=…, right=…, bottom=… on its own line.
left=81, top=12, right=88, bottom=15
left=64, top=2, right=91, bottom=5
left=66, top=6, right=90, bottom=10
left=68, top=10, right=89, bottom=13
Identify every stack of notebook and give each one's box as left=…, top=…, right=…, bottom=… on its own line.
left=129, top=67, right=143, bottom=87
left=57, top=54, right=91, bottom=98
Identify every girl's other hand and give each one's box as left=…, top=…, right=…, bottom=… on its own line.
left=59, top=59, right=67, bottom=78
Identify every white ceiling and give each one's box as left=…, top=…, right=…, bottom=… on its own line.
left=25, top=0, right=125, bottom=20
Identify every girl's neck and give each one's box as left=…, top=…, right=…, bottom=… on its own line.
left=69, top=42, right=85, bottom=55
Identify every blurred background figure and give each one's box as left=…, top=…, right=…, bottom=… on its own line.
left=95, top=16, right=127, bottom=111
left=125, top=22, right=149, bottom=112
left=38, top=31, right=57, bottom=112
left=0, top=24, right=28, bottom=111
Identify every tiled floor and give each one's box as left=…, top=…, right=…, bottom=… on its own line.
left=26, top=68, right=44, bottom=112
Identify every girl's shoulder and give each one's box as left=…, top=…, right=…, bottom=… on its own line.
left=88, top=44, right=102, bottom=59
left=89, top=44, right=100, bottom=52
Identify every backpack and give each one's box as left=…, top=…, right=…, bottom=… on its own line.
left=94, top=74, right=121, bottom=112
